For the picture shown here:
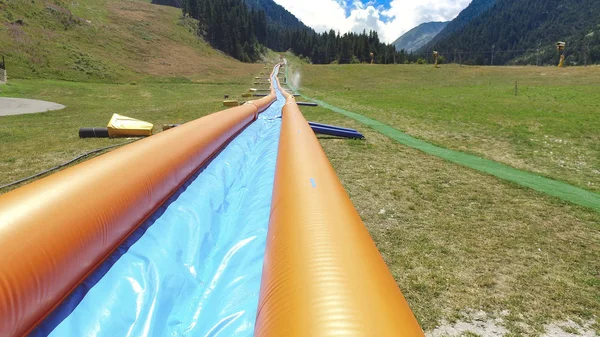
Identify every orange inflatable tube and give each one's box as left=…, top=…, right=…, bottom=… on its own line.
left=0, top=94, right=275, bottom=337
left=254, top=73, right=424, bottom=336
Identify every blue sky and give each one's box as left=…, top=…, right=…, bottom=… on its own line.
left=271, top=0, right=473, bottom=43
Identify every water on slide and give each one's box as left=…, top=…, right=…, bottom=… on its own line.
left=33, top=68, right=285, bottom=337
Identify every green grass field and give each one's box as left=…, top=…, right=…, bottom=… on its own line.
left=292, top=61, right=600, bottom=335
left=296, top=63, right=600, bottom=194
left=300, top=103, right=600, bottom=336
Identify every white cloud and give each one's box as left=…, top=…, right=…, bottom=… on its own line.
left=270, top=0, right=472, bottom=43
left=346, top=2, right=385, bottom=35
left=270, top=0, right=350, bottom=33
left=380, top=0, right=472, bottom=42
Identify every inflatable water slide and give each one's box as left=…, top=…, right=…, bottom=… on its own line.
left=0, top=65, right=424, bottom=336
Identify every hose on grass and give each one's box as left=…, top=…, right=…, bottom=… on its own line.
left=0, top=140, right=137, bottom=191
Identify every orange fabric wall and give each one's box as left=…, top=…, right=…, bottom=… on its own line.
left=254, top=71, right=424, bottom=336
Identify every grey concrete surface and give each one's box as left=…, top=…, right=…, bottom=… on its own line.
left=0, top=98, right=65, bottom=116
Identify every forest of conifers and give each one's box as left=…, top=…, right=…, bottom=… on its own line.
left=152, top=0, right=415, bottom=64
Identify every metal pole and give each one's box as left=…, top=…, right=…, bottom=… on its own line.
left=585, top=39, right=591, bottom=67
left=491, top=44, right=495, bottom=66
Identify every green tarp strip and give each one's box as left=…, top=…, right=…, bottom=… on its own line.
left=288, top=75, right=599, bottom=211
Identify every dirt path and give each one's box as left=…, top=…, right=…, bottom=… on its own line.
left=0, top=98, right=65, bottom=116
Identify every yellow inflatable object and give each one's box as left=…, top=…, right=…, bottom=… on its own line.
left=107, top=114, right=153, bottom=138
left=558, top=54, right=565, bottom=68
left=223, top=100, right=240, bottom=107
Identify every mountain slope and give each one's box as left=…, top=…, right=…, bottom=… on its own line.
left=392, top=21, right=448, bottom=52
left=244, top=0, right=307, bottom=29
left=0, top=0, right=259, bottom=81
left=426, top=0, right=600, bottom=65
left=419, top=0, right=496, bottom=53
left=150, top=0, right=308, bottom=30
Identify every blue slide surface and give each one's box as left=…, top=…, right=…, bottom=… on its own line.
left=34, top=69, right=285, bottom=337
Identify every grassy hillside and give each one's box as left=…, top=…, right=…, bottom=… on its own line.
left=0, top=0, right=262, bottom=82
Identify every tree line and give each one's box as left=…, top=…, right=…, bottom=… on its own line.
left=267, top=28, right=416, bottom=65
left=153, top=0, right=414, bottom=64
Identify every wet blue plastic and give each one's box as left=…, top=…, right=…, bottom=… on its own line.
left=34, top=68, right=285, bottom=337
